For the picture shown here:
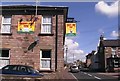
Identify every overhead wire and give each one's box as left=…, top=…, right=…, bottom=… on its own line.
left=79, top=25, right=117, bottom=34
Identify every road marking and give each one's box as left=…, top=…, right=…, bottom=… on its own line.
left=84, top=72, right=87, bottom=74
left=88, top=74, right=92, bottom=77
left=94, top=76, right=101, bottom=80
left=70, top=73, right=79, bottom=81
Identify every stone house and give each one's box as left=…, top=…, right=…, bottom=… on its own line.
left=0, top=5, right=68, bottom=72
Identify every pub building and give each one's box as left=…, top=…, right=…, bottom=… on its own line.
left=0, top=5, right=68, bottom=72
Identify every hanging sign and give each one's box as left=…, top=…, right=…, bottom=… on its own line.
left=65, top=23, right=76, bottom=36
left=18, top=21, right=35, bottom=33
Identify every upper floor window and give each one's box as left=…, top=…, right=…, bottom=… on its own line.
left=41, top=16, right=52, bottom=34
left=111, top=47, right=116, bottom=57
left=1, top=16, right=11, bottom=33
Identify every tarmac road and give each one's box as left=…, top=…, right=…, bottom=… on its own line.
left=71, top=71, right=119, bottom=81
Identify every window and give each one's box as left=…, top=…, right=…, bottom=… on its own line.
left=41, top=16, right=52, bottom=34
left=1, top=16, right=11, bottom=33
left=114, top=60, right=119, bottom=68
left=0, top=50, right=9, bottom=57
left=0, top=49, right=10, bottom=69
left=20, top=66, right=27, bottom=72
left=40, top=50, right=51, bottom=70
left=111, top=47, right=116, bottom=57
left=105, top=49, right=109, bottom=54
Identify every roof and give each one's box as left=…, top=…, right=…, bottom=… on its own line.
left=1, top=5, right=68, bottom=21
left=0, top=5, right=68, bottom=10
left=102, top=39, right=120, bottom=47
left=1, top=4, right=68, bottom=8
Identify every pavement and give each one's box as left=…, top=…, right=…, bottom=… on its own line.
left=42, top=67, right=76, bottom=80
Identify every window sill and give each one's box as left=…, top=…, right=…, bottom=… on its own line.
left=38, top=33, right=54, bottom=36
left=0, top=33, right=12, bottom=35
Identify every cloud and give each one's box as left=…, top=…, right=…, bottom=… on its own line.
left=98, top=28, right=104, bottom=34
left=111, top=30, right=118, bottom=37
left=64, top=37, right=86, bottom=63
left=95, top=1, right=119, bottom=17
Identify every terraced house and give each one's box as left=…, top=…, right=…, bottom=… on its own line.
left=0, top=5, right=68, bottom=72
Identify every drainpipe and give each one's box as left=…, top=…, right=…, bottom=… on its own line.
left=55, top=15, right=58, bottom=71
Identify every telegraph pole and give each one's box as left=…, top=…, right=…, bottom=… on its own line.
left=73, top=53, right=74, bottom=63
left=65, top=45, right=68, bottom=64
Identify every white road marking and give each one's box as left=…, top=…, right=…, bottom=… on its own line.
left=94, top=76, right=101, bottom=80
left=70, top=73, right=79, bottom=81
left=87, top=74, right=92, bottom=77
left=84, top=72, right=87, bottom=74
left=82, top=72, right=101, bottom=80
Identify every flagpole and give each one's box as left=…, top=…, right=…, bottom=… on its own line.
left=35, top=0, right=38, bottom=17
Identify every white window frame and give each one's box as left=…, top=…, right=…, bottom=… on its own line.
left=41, top=16, right=52, bottom=34
left=40, top=50, right=51, bottom=70
left=1, top=15, right=11, bottom=33
left=0, top=49, right=10, bottom=69
left=111, top=47, right=116, bottom=57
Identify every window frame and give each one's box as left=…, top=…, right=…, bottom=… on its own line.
left=1, top=15, right=12, bottom=34
left=41, top=16, right=52, bottom=34
left=111, top=47, right=116, bottom=56
left=0, top=49, right=10, bottom=59
left=0, top=49, right=10, bottom=69
left=40, top=49, right=51, bottom=70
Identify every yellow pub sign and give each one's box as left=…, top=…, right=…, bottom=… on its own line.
left=18, top=21, right=35, bottom=33
left=66, top=23, right=76, bottom=36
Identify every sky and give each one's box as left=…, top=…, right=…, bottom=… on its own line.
left=2, top=0, right=119, bottom=63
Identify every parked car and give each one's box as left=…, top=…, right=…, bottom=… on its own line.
left=0, top=65, right=44, bottom=77
left=70, top=65, right=79, bottom=73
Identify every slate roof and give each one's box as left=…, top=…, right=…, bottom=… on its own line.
left=102, top=39, right=120, bottom=47
left=0, top=5, right=68, bottom=10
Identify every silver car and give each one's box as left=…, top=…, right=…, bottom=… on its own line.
left=70, top=65, right=79, bottom=73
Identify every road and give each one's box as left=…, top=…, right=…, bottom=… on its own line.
left=71, top=71, right=119, bottom=81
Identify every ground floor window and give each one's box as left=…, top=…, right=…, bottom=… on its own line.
left=40, top=50, right=51, bottom=70
left=0, top=49, right=10, bottom=69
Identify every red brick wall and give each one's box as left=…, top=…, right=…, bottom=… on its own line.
left=104, top=47, right=120, bottom=69
left=0, top=15, right=65, bottom=71
left=57, top=15, right=64, bottom=71
left=105, top=47, right=120, bottom=58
